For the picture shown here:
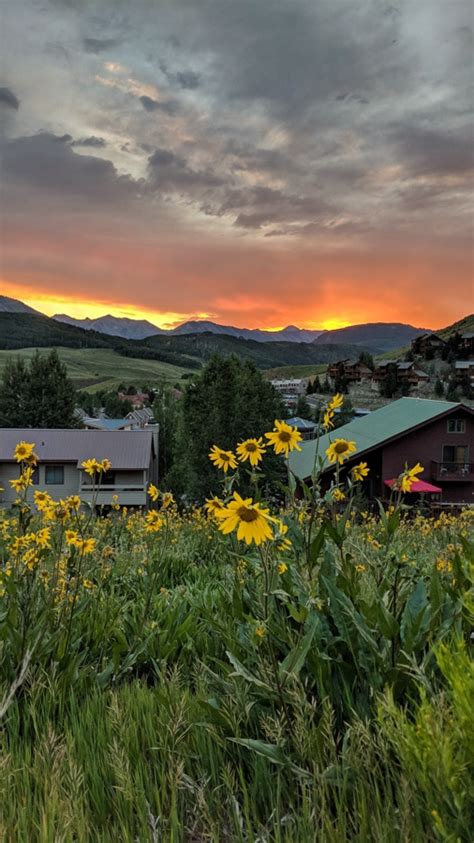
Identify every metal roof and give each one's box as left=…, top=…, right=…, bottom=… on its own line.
left=0, top=429, right=154, bottom=469
left=286, top=416, right=316, bottom=430
left=83, top=418, right=130, bottom=431
left=289, top=398, right=469, bottom=480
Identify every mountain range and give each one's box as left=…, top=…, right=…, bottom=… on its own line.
left=0, top=296, right=428, bottom=351
left=53, top=313, right=325, bottom=343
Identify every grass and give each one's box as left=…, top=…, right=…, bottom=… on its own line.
left=1, top=440, right=473, bottom=840
left=0, top=347, right=192, bottom=391
left=264, top=363, right=328, bottom=379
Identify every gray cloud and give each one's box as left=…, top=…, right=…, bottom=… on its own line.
left=71, top=135, right=107, bottom=148
left=0, top=87, right=20, bottom=110
left=175, top=70, right=200, bottom=89
left=139, top=95, right=178, bottom=115
left=2, top=132, right=140, bottom=202
left=83, top=37, right=118, bottom=53
left=148, top=147, right=224, bottom=191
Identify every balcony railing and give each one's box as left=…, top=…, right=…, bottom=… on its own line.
left=431, top=461, right=474, bottom=482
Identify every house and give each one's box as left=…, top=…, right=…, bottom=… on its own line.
left=411, top=333, right=446, bottom=357
left=454, top=361, right=474, bottom=386
left=286, top=417, right=317, bottom=440
left=0, top=429, right=158, bottom=510
left=458, top=333, right=474, bottom=358
left=289, top=398, right=474, bottom=505
left=371, top=361, right=429, bottom=390
left=327, top=360, right=372, bottom=384
left=270, top=378, right=308, bottom=396
left=117, top=391, right=150, bottom=409
left=82, top=408, right=156, bottom=431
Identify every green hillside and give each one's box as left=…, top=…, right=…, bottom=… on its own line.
left=142, top=331, right=372, bottom=367
left=436, top=313, right=474, bottom=340
left=0, top=347, right=193, bottom=392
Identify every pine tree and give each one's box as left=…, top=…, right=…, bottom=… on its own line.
left=169, top=355, right=284, bottom=500
left=0, top=350, right=78, bottom=428
left=434, top=378, right=445, bottom=398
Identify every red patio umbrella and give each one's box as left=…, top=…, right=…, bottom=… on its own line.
left=383, top=479, right=442, bottom=493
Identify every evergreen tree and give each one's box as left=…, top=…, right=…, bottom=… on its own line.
left=313, top=375, right=322, bottom=393
left=295, top=394, right=312, bottom=418
left=169, top=355, right=284, bottom=500
left=0, top=350, right=78, bottom=428
left=434, top=378, right=445, bottom=398
left=0, top=357, right=29, bottom=426
left=358, top=351, right=374, bottom=370
left=379, top=367, right=398, bottom=399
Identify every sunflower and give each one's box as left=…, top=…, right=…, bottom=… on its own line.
left=264, top=420, right=302, bottom=457
left=332, top=487, right=346, bottom=501
left=325, top=438, right=357, bottom=465
left=352, top=462, right=369, bottom=482
left=148, top=483, right=160, bottom=502
left=215, top=492, right=274, bottom=545
left=204, top=496, right=225, bottom=518
left=145, top=510, right=164, bottom=532
left=322, top=394, right=344, bottom=430
left=81, top=458, right=101, bottom=476
left=236, top=437, right=266, bottom=466
left=208, top=445, right=238, bottom=472
left=398, top=462, right=424, bottom=493
left=14, top=442, right=37, bottom=464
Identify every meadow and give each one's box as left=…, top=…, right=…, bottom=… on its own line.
left=0, top=347, right=192, bottom=392
left=0, top=417, right=473, bottom=842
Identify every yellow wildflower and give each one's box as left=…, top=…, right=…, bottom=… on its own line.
left=145, top=510, right=164, bottom=532
left=352, top=462, right=369, bottom=482
left=397, top=463, right=424, bottom=493
left=326, top=439, right=357, bottom=465
left=216, top=492, right=274, bottom=546
left=277, top=561, right=288, bottom=575
left=14, top=442, right=37, bottom=463
left=148, top=483, right=160, bottom=502
left=208, top=445, right=238, bottom=472
left=332, top=487, right=346, bottom=501
left=265, top=420, right=302, bottom=457
left=236, top=437, right=266, bottom=467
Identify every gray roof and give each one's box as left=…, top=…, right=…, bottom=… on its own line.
left=455, top=361, right=474, bottom=369
left=0, top=429, right=154, bottom=469
left=289, top=398, right=469, bottom=480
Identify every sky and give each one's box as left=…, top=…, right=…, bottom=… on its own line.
left=1, top=0, right=473, bottom=330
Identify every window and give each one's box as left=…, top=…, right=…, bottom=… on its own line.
left=447, top=418, right=466, bottom=434
left=442, top=445, right=468, bottom=464
left=100, top=471, right=116, bottom=486
left=45, top=464, right=64, bottom=485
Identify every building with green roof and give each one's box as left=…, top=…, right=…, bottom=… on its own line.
left=289, top=398, right=473, bottom=505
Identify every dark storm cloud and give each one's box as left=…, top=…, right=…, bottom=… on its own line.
left=71, top=136, right=107, bottom=148
left=83, top=37, right=118, bottom=53
left=215, top=186, right=332, bottom=230
left=2, top=132, right=140, bottom=202
left=390, top=125, right=474, bottom=178
left=148, top=147, right=224, bottom=191
left=0, top=87, right=20, bottom=109
left=175, top=70, right=200, bottom=90
left=139, top=95, right=178, bottom=115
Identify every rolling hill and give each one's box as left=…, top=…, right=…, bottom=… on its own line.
left=312, top=322, right=429, bottom=352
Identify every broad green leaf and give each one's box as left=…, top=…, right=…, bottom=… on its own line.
left=279, top=611, right=319, bottom=680
left=400, top=580, right=430, bottom=653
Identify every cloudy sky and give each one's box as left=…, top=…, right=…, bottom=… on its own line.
left=1, top=0, right=473, bottom=329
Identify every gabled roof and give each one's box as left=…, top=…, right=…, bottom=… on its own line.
left=0, top=429, right=154, bottom=469
left=83, top=417, right=130, bottom=431
left=286, top=416, right=316, bottom=430
left=289, top=398, right=471, bottom=480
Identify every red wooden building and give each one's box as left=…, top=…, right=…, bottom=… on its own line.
left=289, top=398, right=474, bottom=506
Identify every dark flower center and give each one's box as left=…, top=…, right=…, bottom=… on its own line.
left=237, top=507, right=259, bottom=523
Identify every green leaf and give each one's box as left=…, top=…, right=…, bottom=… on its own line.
left=279, top=612, right=319, bottom=680
left=400, top=580, right=430, bottom=653
left=226, top=651, right=274, bottom=692
left=229, top=738, right=286, bottom=765
left=309, top=524, right=326, bottom=565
